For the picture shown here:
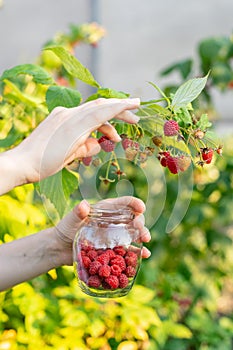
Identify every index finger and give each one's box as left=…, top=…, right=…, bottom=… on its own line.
left=71, top=98, right=141, bottom=130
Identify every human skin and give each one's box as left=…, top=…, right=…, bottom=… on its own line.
left=0, top=98, right=151, bottom=292
left=0, top=196, right=151, bottom=291
left=0, top=98, right=140, bottom=195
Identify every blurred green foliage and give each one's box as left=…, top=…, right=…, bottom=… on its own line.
left=0, top=27, right=233, bottom=350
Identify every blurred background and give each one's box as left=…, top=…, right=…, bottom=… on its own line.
left=0, top=1, right=233, bottom=350
left=0, top=0, right=233, bottom=134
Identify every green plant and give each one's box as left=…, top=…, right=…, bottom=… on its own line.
left=0, top=25, right=232, bottom=350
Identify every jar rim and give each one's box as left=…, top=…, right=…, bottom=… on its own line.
left=88, top=205, right=135, bottom=222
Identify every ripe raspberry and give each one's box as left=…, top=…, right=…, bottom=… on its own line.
left=96, top=249, right=105, bottom=255
left=125, top=251, right=138, bottom=267
left=105, top=275, right=119, bottom=289
left=164, top=120, right=180, bottom=136
left=177, top=155, right=191, bottom=172
left=99, top=264, right=111, bottom=278
left=87, top=249, right=98, bottom=261
left=110, top=264, right=122, bottom=276
left=119, top=274, right=129, bottom=288
left=106, top=249, right=116, bottom=259
left=166, top=156, right=179, bottom=174
left=81, top=256, right=91, bottom=269
left=158, top=151, right=170, bottom=167
left=82, top=156, right=92, bottom=166
left=113, top=246, right=126, bottom=257
left=122, top=138, right=139, bottom=150
left=80, top=250, right=86, bottom=257
left=98, top=136, right=115, bottom=152
left=96, top=252, right=110, bottom=265
left=201, top=148, right=214, bottom=164
left=110, top=256, right=126, bottom=271
left=89, top=260, right=102, bottom=275
left=81, top=244, right=93, bottom=252
left=125, top=266, right=137, bottom=277
left=88, top=275, right=102, bottom=288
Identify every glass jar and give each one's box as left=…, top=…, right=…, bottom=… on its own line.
left=73, top=206, right=142, bottom=298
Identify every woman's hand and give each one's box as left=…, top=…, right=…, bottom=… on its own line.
left=12, top=98, right=140, bottom=183
left=0, top=196, right=150, bottom=291
left=53, top=196, right=151, bottom=267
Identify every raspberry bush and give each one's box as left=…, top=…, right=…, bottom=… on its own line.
left=0, top=24, right=232, bottom=350
left=0, top=41, right=221, bottom=216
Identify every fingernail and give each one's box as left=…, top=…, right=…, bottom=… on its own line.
left=115, top=134, right=122, bottom=142
left=131, top=115, right=140, bottom=123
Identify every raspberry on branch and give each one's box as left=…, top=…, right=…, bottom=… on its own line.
left=164, top=120, right=180, bottom=136
left=98, top=136, right=116, bottom=152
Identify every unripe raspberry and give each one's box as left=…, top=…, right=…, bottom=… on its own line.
left=177, top=155, right=191, bottom=172
left=164, top=120, right=180, bottom=136
left=194, top=129, right=205, bottom=139
left=152, top=135, right=163, bottom=147
left=122, top=138, right=139, bottom=150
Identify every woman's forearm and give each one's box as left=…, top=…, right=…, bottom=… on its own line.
left=0, top=148, right=28, bottom=195
left=0, top=227, right=64, bottom=291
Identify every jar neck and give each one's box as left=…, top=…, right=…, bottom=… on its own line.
left=88, top=206, right=134, bottom=224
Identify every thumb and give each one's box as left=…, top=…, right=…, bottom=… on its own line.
left=55, top=200, right=90, bottom=243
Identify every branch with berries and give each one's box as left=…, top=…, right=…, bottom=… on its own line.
left=80, top=75, right=222, bottom=180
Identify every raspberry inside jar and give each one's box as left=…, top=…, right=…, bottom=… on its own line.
left=73, top=207, right=142, bottom=298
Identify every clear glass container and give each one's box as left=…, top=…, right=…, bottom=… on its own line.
left=73, top=206, right=142, bottom=298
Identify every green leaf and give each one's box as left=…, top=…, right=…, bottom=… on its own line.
left=171, top=75, right=208, bottom=111
left=176, top=107, right=193, bottom=124
left=165, top=321, right=192, bottom=339
left=0, top=64, right=54, bottom=85
left=44, top=46, right=100, bottom=88
left=3, top=79, right=44, bottom=107
left=196, top=113, right=212, bottom=130
left=160, top=59, right=193, bottom=80
left=0, top=126, right=20, bottom=148
left=46, top=85, right=82, bottom=112
left=138, top=116, right=164, bottom=136
left=38, top=168, right=79, bottom=218
left=86, top=87, right=129, bottom=101
left=164, top=136, right=190, bottom=155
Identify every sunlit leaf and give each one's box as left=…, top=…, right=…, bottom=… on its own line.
left=37, top=168, right=79, bottom=218
left=86, top=87, right=129, bottom=101
left=171, top=75, right=208, bottom=110
left=44, top=46, right=100, bottom=88
left=0, top=64, right=54, bottom=85
left=46, top=85, right=82, bottom=112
